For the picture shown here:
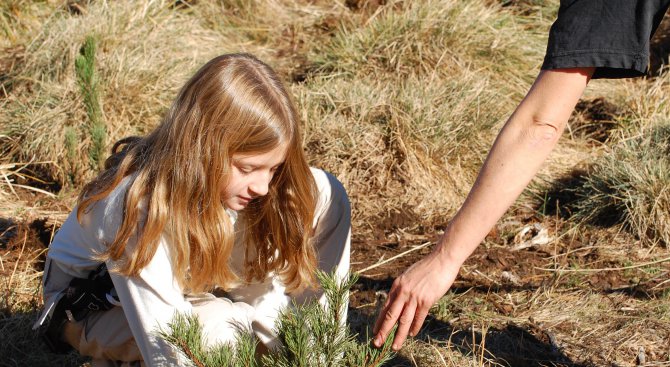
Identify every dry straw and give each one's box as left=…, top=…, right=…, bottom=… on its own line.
left=2, top=0, right=670, bottom=365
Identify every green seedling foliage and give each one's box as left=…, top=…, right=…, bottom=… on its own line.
left=74, top=35, right=106, bottom=170
left=235, top=331, right=260, bottom=367
left=162, top=271, right=396, bottom=366
left=343, top=326, right=397, bottom=367
left=263, top=270, right=396, bottom=367
left=64, top=127, right=77, bottom=162
left=158, top=312, right=257, bottom=367
left=263, top=270, right=358, bottom=367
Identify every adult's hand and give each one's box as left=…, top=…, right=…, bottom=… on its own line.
left=372, top=249, right=460, bottom=350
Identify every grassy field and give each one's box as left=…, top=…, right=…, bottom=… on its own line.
left=1, top=0, right=669, bottom=366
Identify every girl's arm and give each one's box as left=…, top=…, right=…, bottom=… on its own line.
left=88, top=182, right=193, bottom=366
left=373, top=67, right=594, bottom=350
left=227, top=168, right=351, bottom=348
left=108, top=240, right=192, bottom=366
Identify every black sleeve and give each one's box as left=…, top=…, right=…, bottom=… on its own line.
left=542, top=0, right=670, bottom=79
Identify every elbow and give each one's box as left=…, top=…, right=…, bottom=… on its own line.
left=522, top=115, right=565, bottom=148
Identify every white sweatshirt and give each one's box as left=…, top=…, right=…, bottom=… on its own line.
left=36, top=168, right=351, bottom=366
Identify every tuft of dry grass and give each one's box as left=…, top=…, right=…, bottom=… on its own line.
left=311, top=0, right=545, bottom=94
left=297, top=71, right=507, bottom=232
left=0, top=1, right=58, bottom=48
left=571, top=123, right=670, bottom=246
left=1, top=0, right=231, bottom=184
left=536, top=72, right=670, bottom=247
left=2, top=0, right=670, bottom=366
left=292, top=0, right=552, bottom=231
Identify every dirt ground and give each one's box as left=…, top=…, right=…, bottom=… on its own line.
left=348, top=205, right=670, bottom=366
left=4, top=191, right=668, bottom=366
left=2, top=2, right=670, bottom=366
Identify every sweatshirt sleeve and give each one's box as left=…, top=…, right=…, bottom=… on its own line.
left=309, top=167, right=351, bottom=282
left=83, top=178, right=192, bottom=366
left=108, top=236, right=193, bottom=366
left=227, top=168, right=352, bottom=349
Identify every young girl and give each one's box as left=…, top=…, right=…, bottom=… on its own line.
left=34, top=53, right=351, bottom=366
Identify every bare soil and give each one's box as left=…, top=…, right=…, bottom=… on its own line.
left=2, top=177, right=669, bottom=366
left=1, top=3, right=669, bottom=365
left=568, top=97, right=621, bottom=144
left=349, top=207, right=670, bottom=366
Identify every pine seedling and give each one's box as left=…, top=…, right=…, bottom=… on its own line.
left=344, top=326, right=397, bottom=367
left=262, top=301, right=317, bottom=367
left=233, top=331, right=259, bottom=367
left=159, top=312, right=246, bottom=367
left=263, top=270, right=356, bottom=367
left=315, top=269, right=358, bottom=366
left=74, top=35, right=106, bottom=170
left=64, top=127, right=77, bottom=162
left=319, top=270, right=396, bottom=367
left=162, top=271, right=396, bottom=367
left=264, top=271, right=396, bottom=367
left=317, top=271, right=397, bottom=367
left=200, top=331, right=258, bottom=367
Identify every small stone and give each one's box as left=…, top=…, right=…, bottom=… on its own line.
left=637, top=346, right=646, bottom=365
left=501, top=271, right=521, bottom=286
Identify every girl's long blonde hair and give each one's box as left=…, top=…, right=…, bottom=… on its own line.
left=78, top=53, right=318, bottom=293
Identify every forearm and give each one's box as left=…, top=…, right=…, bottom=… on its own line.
left=109, top=240, right=192, bottom=366
left=434, top=68, right=594, bottom=265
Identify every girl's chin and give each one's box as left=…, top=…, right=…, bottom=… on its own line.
left=225, top=200, right=249, bottom=211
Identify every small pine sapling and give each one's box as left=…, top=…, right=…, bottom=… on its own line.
left=159, top=312, right=258, bottom=367
left=64, top=126, right=79, bottom=183
left=263, top=270, right=357, bottom=367
left=161, top=271, right=396, bottom=367
left=74, top=35, right=106, bottom=170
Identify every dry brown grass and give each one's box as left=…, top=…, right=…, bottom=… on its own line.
left=294, top=0, right=554, bottom=232
left=2, top=0, right=670, bottom=366
left=532, top=72, right=670, bottom=247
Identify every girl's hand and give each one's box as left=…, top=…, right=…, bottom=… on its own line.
left=372, top=251, right=460, bottom=350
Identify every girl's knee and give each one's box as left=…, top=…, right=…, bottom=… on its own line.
left=310, top=168, right=351, bottom=222
left=75, top=308, right=141, bottom=362
left=308, top=168, right=351, bottom=277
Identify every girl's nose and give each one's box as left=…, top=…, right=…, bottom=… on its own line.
left=248, top=174, right=271, bottom=197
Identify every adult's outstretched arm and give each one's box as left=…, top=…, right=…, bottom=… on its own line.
left=373, top=67, right=595, bottom=350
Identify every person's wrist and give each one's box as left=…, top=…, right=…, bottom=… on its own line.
left=432, top=229, right=468, bottom=271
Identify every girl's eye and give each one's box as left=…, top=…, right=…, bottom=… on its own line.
left=237, top=165, right=253, bottom=174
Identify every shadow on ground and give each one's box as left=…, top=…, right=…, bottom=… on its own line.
left=350, top=277, right=589, bottom=367
left=416, top=316, right=589, bottom=367
left=0, top=311, right=88, bottom=367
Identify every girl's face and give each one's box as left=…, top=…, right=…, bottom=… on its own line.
left=224, top=144, right=288, bottom=211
